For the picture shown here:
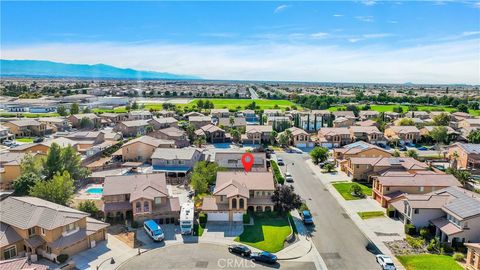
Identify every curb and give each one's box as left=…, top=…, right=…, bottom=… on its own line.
left=277, top=238, right=313, bottom=260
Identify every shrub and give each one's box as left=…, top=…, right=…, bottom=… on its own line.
left=442, top=244, right=454, bottom=254
left=199, top=212, right=207, bottom=224
left=131, top=220, right=139, bottom=228
left=57, top=254, right=69, bottom=264
left=404, top=224, right=416, bottom=235
left=419, top=228, right=429, bottom=239
left=299, top=203, right=309, bottom=212
left=271, top=161, right=285, bottom=184
left=452, top=252, right=465, bottom=261
left=406, top=235, right=424, bottom=249
left=427, top=238, right=439, bottom=252
left=349, top=184, right=365, bottom=198
left=243, top=213, right=250, bottom=224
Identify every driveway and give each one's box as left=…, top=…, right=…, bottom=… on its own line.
left=118, top=243, right=316, bottom=270
left=203, top=222, right=244, bottom=239
left=136, top=224, right=180, bottom=247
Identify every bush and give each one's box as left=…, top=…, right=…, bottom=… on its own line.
left=419, top=228, right=429, bottom=239
left=404, top=224, right=416, bottom=235
left=131, top=220, right=139, bottom=228
left=57, top=254, right=69, bottom=264
left=442, top=244, right=454, bottom=254
left=406, top=235, right=424, bottom=249
left=243, top=213, right=250, bottom=224
left=349, top=183, right=365, bottom=198
left=452, top=252, right=465, bottom=261
left=199, top=212, right=207, bottom=224
left=270, top=161, right=285, bottom=184
left=299, top=203, right=309, bottom=212
left=427, top=238, right=439, bottom=252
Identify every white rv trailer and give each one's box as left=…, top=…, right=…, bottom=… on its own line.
left=180, top=202, right=194, bottom=234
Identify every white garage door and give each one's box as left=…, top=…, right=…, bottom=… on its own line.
left=322, top=143, right=333, bottom=149
left=232, top=212, right=244, bottom=222
left=296, top=143, right=306, bottom=148
left=208, top=212, right=229, bottom=221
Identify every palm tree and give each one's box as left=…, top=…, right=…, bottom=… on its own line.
left=455, top=170, right=473, bottom=188
left=194, top=136, right=206, bottom=148
left=284, top=129, right=293, bottom=146
left=450, top=151, right=459, bottom=170
left=405, top=149, right=419, bottom=160
left=270, top=130, right=278, bottom=145
left=230, top=129, right=241, bottom=143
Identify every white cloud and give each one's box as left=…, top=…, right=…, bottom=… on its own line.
left=362, top=33, right=393, bottom=39
left=388, top=20, right=398, bottom=24
left=348, top=38, right=363, bottom=43
left=274, top=5, right=290, bottom=14
left=2, top=39, right=479, bottom=84
left=333, top=14, right=344, bottom=17
left=310, top=32, right=329, bottom=39
left=474, top=2, right=480, bottom=8
left=463, top=31, right=480, bottom=37
left=361, top=0, right=377, bottom=6
left=355, top=16, right=374, bottom=22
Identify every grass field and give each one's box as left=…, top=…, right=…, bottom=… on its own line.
left=332, top=182, right=372, bottom=200
left=0, top=112, right=60, bottom=118
left=92, top=107, right=128, bottom=113
left=357, top=211, right=385, bottom=219
left=15, top=138, right=34, bottom=143
left=143, top=98, right=300, bottom=111
left=235, top=212, right=292, bottom=253
left=397, top=254, right=462, bottom=270
left=328, top=104, right=480, bottom=115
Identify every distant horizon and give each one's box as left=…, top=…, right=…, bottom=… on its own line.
left=2, top=1, right=479, bottom=84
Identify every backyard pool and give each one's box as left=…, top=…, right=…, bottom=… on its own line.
left=86, top=187, right=104, bottom=195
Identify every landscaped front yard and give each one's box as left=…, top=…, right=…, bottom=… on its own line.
left=397, top=254, right=462, bottom=270
left=357, top=211, right=385, bottom=219
left=332, top=182, right=372, bottom=200
left=235, top=212, right=292, bottom=253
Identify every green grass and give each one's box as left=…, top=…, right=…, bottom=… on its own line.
left=15, top=138, right=34, bottom=143
left=0, top=112, right=60, bottom=118
left=193, top=223, right=205, bottom=236
left=143, top=98, right=300, bottom=111
left=357, top=211, right=385, bottom=219
left=332, top=182, right=372, bottom=200
left=235, top=212, right=292, bottom=253
left=397, top=254, right=462, bottom=270
left=327, top=104, right=477, bottom=114
left=92, top=107, right=128, bottom=113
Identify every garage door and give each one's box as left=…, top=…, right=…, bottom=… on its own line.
left=208, top=212, right=229, bottom=221
left=232, top=212, right=244, bottom=222
left=322, top=143, right=333, bottom=149
left=296, top=143, right=306, bottom=148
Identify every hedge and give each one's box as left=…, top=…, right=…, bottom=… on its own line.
left=405, top=224, right=416, bottom=235
left=270, top=160, right=285, bottom=184
left=199, top=212, right=207, bottom=224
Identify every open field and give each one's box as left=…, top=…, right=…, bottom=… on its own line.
left=397, top=254, right=462, bottom=270
left=143, top=98, right=300, bottom=111
left=328, top=104, right=480, bottom=116
left=0, top=112, right=60, bottom=118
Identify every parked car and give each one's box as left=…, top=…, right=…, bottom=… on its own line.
left=2, top=140, right=14, bottom=146
left=250, top=251, right=277, bottom=264
left=228, top=244, right=251, bottom=257
left=300, top=210, right=314, bottom=225
left=143, top=219, right=164, bottom=242
left=285, top=172, right=294, bottom=182
left=376, top=254, right=396, bottom=270
left=33, top=137, right=44, bottom=143
left=265, top=148, right=274, bottom=154
left=398, top=146, right=407, bottom=151
left=416, top=146, right=428, bottom=151
left=277, top=158, right=285, bottom=166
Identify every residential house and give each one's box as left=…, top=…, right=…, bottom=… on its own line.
left=385, top=112, right=401, bottom=121
left=355, top=120, right=378, bottom=127
left=349, top=126, right=387, bottom=145
left=459, top=118, right=480, bottom=130
left=99, top=113, right=127, bottom=126
left=9, top=137, right=78, bottom=155
left=465, top=243, right=480, bottom=270
left=447, top=143, right=480, bottom=170
left=332, top=111, right=356, bottom=119
left=263, top=109, right=283, bottom=118
left=201, top=171, right=275, bottom=221
left=333, top=117, right=355, bottom=128
left=3, top=120, right=48, bottom=137
left=149, top=126, right=190, bottom=148
left=452, top=112, right=473, bottom=122
left=38, top=117, right=70, bottom=132
left=384, top=126, right=421, bottom=145
left=281, top=127, right=314, bottom=148
left=420, top=126, right=459, bottom=142
left=214, top=150, right=267, bottom=171
left=210, top=109, right=230, bottom=119
left=0, top=196, right=108, bottom=261
left=68, top=113, right=101, bottom=129
left=195, top=124, right=227, bottom=143
left=114, top=120, right=151, bottom=137
left=372, top=171, right=461, bottom=207
left=405, top=111, right=430, bottom=120
left=240, top=110, right=258, bottom=123
left=0, top=125, right=15, bottom=143
left=188, top=116, right=212, bottom=129
left=183, top=111, right=205, bottom=119
left=0, top=152, right=42, bottom=190
left=344, top=157, right=428, bottom=182
left=148, top=117, right=178, bottom=130
left=334, top=141, right=391, bottom=164
left=157, top=110, right=176, bottom=118
left=102, top=174, right=180, bottom=223
left=243, top=125, right=273, bottom=145
left=128, top=111, right=153, bottom=120
left=359, top=110, right=379, bottom=120
left=0, top=257, right=48, bottom=270
left=393, top=118, right=425, bottom=127
left=317, top=127, right=351, bottom=148
left=218, top=117, right=247, bottom=130
left=151, top=148, right=203, bottom=183
left=121, top=136, right=175, bottom=162
left=390, top=187, right=480, bottom=244
left=267, top=116, right=291, bottom=132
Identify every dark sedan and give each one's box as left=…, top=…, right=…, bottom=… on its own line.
left=228, top=244, right=251, bottom=257
left=250, top=251, right=278, bottom=264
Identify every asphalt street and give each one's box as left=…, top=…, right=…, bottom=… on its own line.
left=118, top=243, right=316, bottom=270
left=277, top=152, right=381, bottom=270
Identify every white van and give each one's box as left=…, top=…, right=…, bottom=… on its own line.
left=180, top=202, right=194, bottom=235
left=143, top=219, right=164, bottom=241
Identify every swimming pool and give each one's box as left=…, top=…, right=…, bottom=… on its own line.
left=86, top=187, right=104, bottom=195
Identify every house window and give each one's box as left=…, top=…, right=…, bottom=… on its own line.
left=28, top=227, right=35, bottom=237
left=136, top=201, right=141, bottom=212
left=144, top=201, right=149, bottom=212
left=3, top=245, right=16, bottom=260
left=414, top=209, right=419, bottom=214
left=239, top=198, right=245, bottom=209
left=386, top=187, right=390, bottom=192
left=178, top=160, right=185, bottom=165
left=46, top=246, right=52, bottom=254
left=66, top=223, right=75, bottom=232
left=418, top=186, right=424, bottom=192
left=167, top=160, right=173, bottom=165
left=232, top=198, right=237, bottom=208
left=154, top=197, right=162, bottom=205
left=41, top=228, right=46, bottom=236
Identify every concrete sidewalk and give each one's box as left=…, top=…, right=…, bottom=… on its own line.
left=307, top=159, right=406, bottom=270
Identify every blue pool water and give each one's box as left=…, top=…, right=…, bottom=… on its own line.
left=86, top=187, right=103, bottom=195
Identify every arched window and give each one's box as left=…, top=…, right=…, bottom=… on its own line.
left=232, top=198, right=237, bottom=209
left=239, top=198, right=244, bottom=209
left=144, top=201, right=149, bottom=212
left=135, top=202, right=141, bottom=211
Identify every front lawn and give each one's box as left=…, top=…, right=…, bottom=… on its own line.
left=235, top=212, right=292, bottom=253
left=193, top=223, right=205, bottom=236
left=397, top=254, right=462, bottom=270
left=332, top=182, right=372, bottom=200
left=357, top=211, right=385, bottom=219
left=16, top=138, right=34, bottom=143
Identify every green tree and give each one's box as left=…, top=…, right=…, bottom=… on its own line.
left=79, top=117, right=94, bottom=129
left=310, top=146, right=329, bottom=164
left=57, top=105, right=68, bottom=116
left=323, top=163, right=335, bottom=173
left=397, top=118, right=415, bottom=126
left=430, top=126, right=448, bottom=145
left=78, top=200, right=99, bottom=217
left=446, top=168, right=473, bottom=187
left=269, top=130, right=278, bottom=144
left=271, top=185, right=302, bottom=212
left=230, top=129, right=241, bottom=143
left=406, top=149, right=419, bottom=159
left=12, top=172, right=41, bottom=196
left=194, top=136, right=206, bottom=148
left=20, top=153, right=43, bottom=176
left=190, top=161, right=221, bottom=193
left=131, top=101, right=139, bottom=110
left=349, top=183, right=365, bottom=198
left=70, top=103, right=80, bottom=115
left=457, top=104, right=468, bottom=113
left=43, top=143, right=63, bottom=179
left=467, top=130, right=480, bottom=143
left=29, top=171, right=75, bottom=206
left=184, top=123, right=196, bottom=142
left=82, top=107, right=91, bottom=113
left=393, top=150, right=401, bottom=157
left=278, top=133, right=289, bottom=147
left=61, top=145, right=89, bottom=180
left=432, top=113, right=450, bottom=126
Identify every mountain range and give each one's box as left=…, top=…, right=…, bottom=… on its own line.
left=0, top=59, right=200, bottom=80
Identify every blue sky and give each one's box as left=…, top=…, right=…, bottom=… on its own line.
left=2, top=1, right=480, bottom=84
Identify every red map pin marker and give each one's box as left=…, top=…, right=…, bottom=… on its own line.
left=241, top=153, right=254, bottom=172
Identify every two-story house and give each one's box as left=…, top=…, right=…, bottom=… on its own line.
left=128, top=110, right=153, bottom=120
left=195, top=124, right=227, bottom=143
left=0, top=152, right=43, bottom=190
left=317, top=127, right=351, bottom=148
left=281, top=127, right=314, bottom=148
left=68, top=113, right=101, bottom=129
left=148, top=117, right=178, bottom=130
left=3, top=120, right=47, bottom=137
left=344, top=157, right=428, bottom=182
left=210, top=109, right=231, bottom=119
left=420, top=126, right=459, bottom=143
left=333, top=117, right=355, bottom=128
left=349, top=126, right=387, bottom=145
left=0, top=125, right=15, bottom=143
left=99, top=113, right=127, bottom=126
left=201, top=171, right=276, bottom=221
left=384, top=126, right=421, bottom=145
left=372, top=171, right=461, bottom=207
left=218, top=117, right=247, bottom=130
left=447, top=143, right=480, bottom=170
left=151, top=148, right=203, bottom=184
left=0, top=196, right=108, bottom=262
left=243, top=125, right=273, bottom=145
left=334, top=141, right=391, bottom=164
left=114, top=120, right=152, bottom=137
left=149, top=126, right=190, bottom=148
left=102, top=174, right=180, bottom=224
left=121, top=136, right=175, bottom=162
left=359, top=110, right=379, bottom=121
left=188, top=116, right=212, bottom=129
left=38, top=117, right=70, bottom=132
